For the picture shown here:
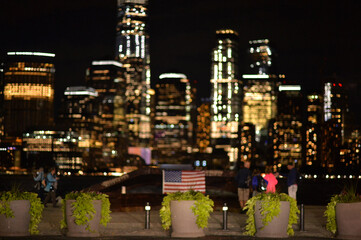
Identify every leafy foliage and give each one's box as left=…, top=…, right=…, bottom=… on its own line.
left=61, top=192, right=111, bottom=231
left=159, top=190, right=214, bottom=230
left=244, top=192, right=299, bottom=236
left=324, top=183, right=361, bottom=234
left=0, top=189, right=43, bottom=235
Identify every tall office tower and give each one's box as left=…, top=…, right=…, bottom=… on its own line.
left=272, top=85, right=303, bottom=166
left=86, top=60, right=127, bottom=167
left=305, top=94, right=323, bottom=166
left=243, top=39, right=281, bottom=142
left=116, top=0, right=151, bottom=147
left=323, top=81, right=346, bottom=142
left=196, top=99, right=211, bottom=154
left=153, top=73, right=193, bottom=163
left=210, top=29, right=241, bottom=167
left=238, top=123, right=256, bottom=163
left=3, top=52, right=55, bottom=137
left=59, top=86, right=103, bottom=170
left=321, top=81, right=346, bottom=170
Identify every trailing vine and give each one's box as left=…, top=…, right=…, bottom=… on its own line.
left=244, top=192, right=299, bottom=236
left=159, top=190, right=214, bottom=230
left=61, top=192, right=111, bottom=231
left=0, top=190, right=43, bottom=234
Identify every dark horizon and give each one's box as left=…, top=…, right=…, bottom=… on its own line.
left=1, top=0, right=361, bottom=124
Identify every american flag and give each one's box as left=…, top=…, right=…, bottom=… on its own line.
left=162, top=170, right=206, bottom=194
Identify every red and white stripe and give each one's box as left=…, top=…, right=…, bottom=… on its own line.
left=163, top=171, right=206, bottom=194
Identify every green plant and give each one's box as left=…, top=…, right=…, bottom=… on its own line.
left=0, top=189, right=44, bottom=235
left=244, top=192, right=299, bottom=236
left=60, top=192, right=111, bottom=231
left=159, top=190, right=214, bottom=230
left=324, top=182, right=361, bottom=234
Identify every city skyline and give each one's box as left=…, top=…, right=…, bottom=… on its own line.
left=1, top=0, right=360, bottom=112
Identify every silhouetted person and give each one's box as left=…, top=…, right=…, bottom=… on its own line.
left=235, top=161, right=251, bottom=211
left=33, top=167, right=45, bottom=202
left=44, top=168, right=59, bottom=207
left=286, top=162, right=298, bottom=200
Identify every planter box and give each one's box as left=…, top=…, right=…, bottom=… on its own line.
left=254, top=200, right=290, bottom=238
left=0, top=200, right=30, bottom=236
left=336, top=202, right=361, bottom=239
left=65, top=199, right=102, bottom=237
left=170, top=200, right=205, bottom=238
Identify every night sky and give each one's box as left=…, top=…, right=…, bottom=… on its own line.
left=1, top=0, right=361, bottom=124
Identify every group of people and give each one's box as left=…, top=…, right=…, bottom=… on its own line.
left=235, top=161, right=299, bottom=211
left=33, top=167, right=59, bottom=207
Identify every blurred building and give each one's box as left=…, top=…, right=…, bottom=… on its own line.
left=0, top=62, right=4, bottom=138
left=153, top=73, right=193, bottom=163
left=59, top=86, right=103, bottom=170
left=116, top=0, right=151, bottom=147
left=305, top=94, right=323, bottom=166
left=3, top=52, right=55, bottom=137
left=242, top=40, right=280, bottom=142
left=196, top=99, right=211, bottom=153
left=272, top=85, right=303, bottom=166
left=321, top=81, right=346, bottom=170
left=339, top=130, right=361, bottom=172
left=210, top=29, right=241, bottom=167
left=22, top=130, right=82, bottom=172
left=86, top=60, right=127, bottom=168
left=238, top=123, right=256, bottom=163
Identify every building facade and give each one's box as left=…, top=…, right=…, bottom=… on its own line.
left=116, top=0, right=151, bottom=147
left=3, top=52, right=55, bottom=137
left=86, top=60, right=127, bottom=167
left=210, top=29, right=241, bottom=167
left=153, top=73, right=192, bottom=163
left=272, top=85, right=303, bottom=166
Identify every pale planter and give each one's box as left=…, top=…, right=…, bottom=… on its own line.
left=254, top=200, right=290, bottom=238
left=170, top=200, right=205, bottom=238
left=65, top=199, right=102, bottom=237
left=336, top=202, right=361, bottom=239
left=0, top=200, right=30, bottom=236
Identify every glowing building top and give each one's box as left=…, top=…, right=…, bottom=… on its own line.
left=116, top=0, right=148, bottom=60
left=248, top=39, right=272, bottom=74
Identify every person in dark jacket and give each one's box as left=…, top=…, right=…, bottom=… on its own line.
left=235, top=161, right=251, bottom=210
left=287, top=162, right=298, bottom=200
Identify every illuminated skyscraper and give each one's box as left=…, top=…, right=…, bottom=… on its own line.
left=238, top=123, right=256, bottom=163
left=210, top=29, right=241, bottom=166
left=272, top=85, right=303, bottom=166
left=116, top=0, right=151, bottom=147
left=154, top=73, right=193, bottom=163
left=243, top=40, right=281, bottom=142
left=86, top=60, right=127, bottom=167
left=321, top=80, right=346, bottom=170
left=323, top=81, right=345, bottom=142
left=3, top=52, right=55, bottom=137
left=305, top=94, right=323, bottom=166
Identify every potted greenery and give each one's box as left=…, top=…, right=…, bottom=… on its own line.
left=160, top=190, right=214, bottom=238
left=60, top=191, right=111, bottom=237
left=244, top=192, right=299, bottom=238
left=324, top=184, right=361, bottom=238
left=0, top=190, right=43, bottom=236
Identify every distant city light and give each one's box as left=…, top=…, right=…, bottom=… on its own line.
left=242, top=74, right=269, bottom=79
left=159, top=73, right=187, bottom=79
left=91, top=60, right=122, bottom=68
left=7, top=52, right=55, bottom=57
left=279, top=85, right=301, bottom=91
